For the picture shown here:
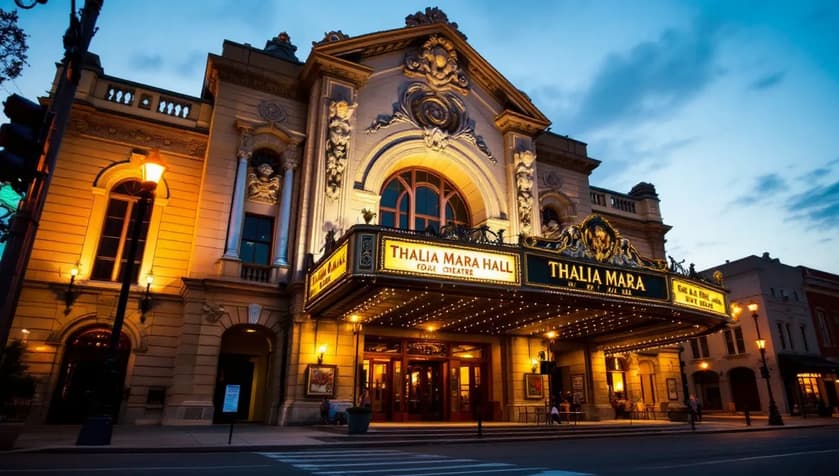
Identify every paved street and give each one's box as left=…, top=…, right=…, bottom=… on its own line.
left=1, top=426, right=837, bottom=475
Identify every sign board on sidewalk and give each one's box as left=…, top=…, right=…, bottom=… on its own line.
left=222, top=384, right=240, bottom=414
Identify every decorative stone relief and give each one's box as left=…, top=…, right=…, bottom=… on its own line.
left=325, top=99, right=356, bottom=200
left=314, top=30, right=349, bottom=46
left=514, top=148, right=536, bottom=235
left=404, top=35, right=469, bottom=93
left=366, top=82, right=494, bottom=163
left=247, top=161, right=281, bottom=205
left=405, top=7, right=466, bottom=39
left=258, top=100, right=287, bottom=125
left=203, top=302, right=228, bottom=323
left=71, top=116, right=207, bottom=158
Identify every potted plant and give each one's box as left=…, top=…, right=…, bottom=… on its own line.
left=0, top=340, right=36, bottom=450
left=346, top=406, right=372, bottom=434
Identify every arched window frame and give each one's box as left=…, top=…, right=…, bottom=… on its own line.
left=79, top=152, right=169, bottom=285
left=379, top=168, right=470, bottom=232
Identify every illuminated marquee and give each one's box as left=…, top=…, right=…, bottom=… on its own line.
left=671, top=278, right=727, bottom=315
left=381, top=238, right=519, bottom=285
left=525, top=253, right=669, bottom=301
left=308, top=242, right=348, bottom=299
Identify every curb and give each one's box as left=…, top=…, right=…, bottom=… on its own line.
left=5, top=422, right=832, bottom=454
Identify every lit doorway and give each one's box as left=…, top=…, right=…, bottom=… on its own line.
left=212, top=325, right=273, bottom=423
left=49, top=327, right=131, bottom=424
left=406, top=361, right=444, bottom=421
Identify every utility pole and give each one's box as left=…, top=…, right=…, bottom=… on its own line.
left=0, top=0, right=104, bottom=351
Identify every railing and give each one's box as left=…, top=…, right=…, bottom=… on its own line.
left=240, top=263, right=272, bottom=283
left=93, top=75, right=202, bottom=125
left=590, top=189, right=638, bottom=215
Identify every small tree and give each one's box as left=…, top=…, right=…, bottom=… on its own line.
left=0, top=8, right=29, bottom=87
left=0, top=340, right=36, bottom=421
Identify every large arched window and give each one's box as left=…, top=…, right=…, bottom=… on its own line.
left=379, top=169, right=469, bottom=231
left=90, top=180, right=153, bottom=283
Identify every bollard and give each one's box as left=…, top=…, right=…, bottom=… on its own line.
left=744, top=408, right=751, bottom=426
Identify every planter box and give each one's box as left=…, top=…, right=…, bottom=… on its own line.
left=0, top=422, right=24, bottom=450
left=346, top=408, right=372, bottom=434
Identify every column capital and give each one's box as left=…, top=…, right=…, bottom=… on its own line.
left=282, top=145, right=300, bottom=171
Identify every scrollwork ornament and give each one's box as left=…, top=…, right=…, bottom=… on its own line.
left=404, top=35, right=469, bottom=92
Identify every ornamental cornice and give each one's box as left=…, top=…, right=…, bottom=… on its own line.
left=70, top=113, right=207, bottom=158
left=213, top=63, right=300, bottom=99
left=302, top=51, right=374, bottom=88
left=495, top=109, right=550, bottom=136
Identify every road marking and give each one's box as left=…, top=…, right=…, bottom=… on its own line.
left=0, top=465, right=272, bottom=473
left=258, top=449, right=555, bottom=475
left=636, top=448, right=839, bottom=470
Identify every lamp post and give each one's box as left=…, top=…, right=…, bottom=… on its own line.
left=350, top=315, right=363, bottom=407
left=545, top=331, right=557, bottom=407
left=748, top=303, right=784, bottom=426
left=76, top=150, right=166, bottom=445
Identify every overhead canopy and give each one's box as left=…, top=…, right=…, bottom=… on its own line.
left=305, top=216, right=731, bottom=354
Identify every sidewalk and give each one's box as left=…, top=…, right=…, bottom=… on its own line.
left=6, top=415, right=838, bottom=454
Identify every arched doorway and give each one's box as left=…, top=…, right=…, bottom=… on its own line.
left=49, top=326, right=131, bottom=423
left=692, top=370, right=722, bottom=411
left=729, top=367, right=760, bottom=412
left=212, top=325, right=274, bottom=423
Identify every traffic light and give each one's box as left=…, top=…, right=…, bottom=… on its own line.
left=0, top=94, right=50, bottom=195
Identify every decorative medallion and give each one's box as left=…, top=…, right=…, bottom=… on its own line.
left=514, top=148, right=536, bottom=235
left=404, top=35, right=469, bottom=93
left=258, top=100, right=287, bottom=125
left=523, top=215, right=667, bottom=271
left=325, top=99, right=356, bottom=200
left=366, top=82, right=494, bottom=163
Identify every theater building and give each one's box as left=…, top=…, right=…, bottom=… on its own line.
left=7, top=8, right=730, bottom=426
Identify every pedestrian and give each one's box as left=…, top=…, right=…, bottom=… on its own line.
left=360, top=388, right=372, bottom=408
left=550, top=401, right=561, bottom=424
left=688, top=394, right=699, bottom=421
left=319, top=397, right=330, bottom=424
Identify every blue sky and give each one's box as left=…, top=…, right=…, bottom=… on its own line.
left=5, top=0, right=839, bottom=275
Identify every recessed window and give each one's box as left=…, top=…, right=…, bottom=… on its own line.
left=240, top=214, right=273, bottom=265
left=379, top=169, right=469, bottom=232
left=91, top=180, right=152, bottom=283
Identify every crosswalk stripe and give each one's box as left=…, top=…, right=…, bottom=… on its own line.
left=257, top=449, right=589, bottom=476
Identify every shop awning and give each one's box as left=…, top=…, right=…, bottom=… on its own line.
left=778, top=354, right=839, bottom=374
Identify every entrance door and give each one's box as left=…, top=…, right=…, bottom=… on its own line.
left=407, top=361, right=443, bottom=420
left=450, top=362, right=482, bottom=421
left=49, top=327, right=131, bottom=424
left=368, top=360, right=392, bottom=421
left=213, top=354, right=254, bottom=422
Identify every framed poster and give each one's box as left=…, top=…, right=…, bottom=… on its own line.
left=666, top=378, right=679, bottom=401
left=571, top=374, right=586, bottom=403
left=524, top=373, right=544, bottom=399
left=306, top=364, right=337, bottom=397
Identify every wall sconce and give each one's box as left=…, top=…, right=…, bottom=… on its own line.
left=20, top=328, right=30, bottom=344
left=699, top=361, right=710, bottom=370
left=139, top=273, right=153, bottom=323
left=317, top=344, right=327, bottom=364
left=64, top=264, right=80, bottom=314
left=531, top=358, right=539, bottom=373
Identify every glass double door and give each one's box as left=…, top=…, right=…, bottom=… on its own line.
left=364, top=357, right=483, bottom=421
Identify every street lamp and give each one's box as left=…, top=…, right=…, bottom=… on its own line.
left=545, top=330, right=557, bottom=407
left=749, top=303, right=784, bottom=426
left=76, top=149, right=166, bottom=445
left=349, top=315, right=363, bottom=406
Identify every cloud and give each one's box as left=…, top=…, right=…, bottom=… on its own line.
left=748, top=71, right=786, bottom=90
left=130, top=54, right=164, bottom=71
left=786, top=180, right=839, bottom=228
left=730, top=173, right=787, bottom=206
left=568, top=17, right=721, bottom=135
left=176, top=52, right=206, bottom=78
left=589, top=135, right=697, bottom=184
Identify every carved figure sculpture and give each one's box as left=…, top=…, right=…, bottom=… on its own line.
left=514, top=149, right=536, bottom=235
left=247, top=162, right=281, bottom=204
left=325, top=99, right=355, bottom=200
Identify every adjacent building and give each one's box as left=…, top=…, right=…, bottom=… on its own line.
left=6, top=8, right=729, bottom=426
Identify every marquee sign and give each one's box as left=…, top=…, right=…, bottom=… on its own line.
left=308, top=242, right=348, bottom=299
left=525, top=253, right=669, bottom=302
left=671, top=278, right=727, bottom=315
left=380, top=237, right=520, bottom=285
